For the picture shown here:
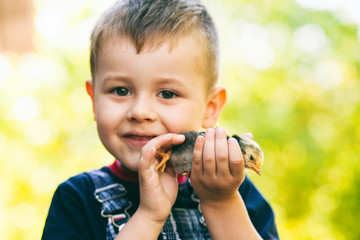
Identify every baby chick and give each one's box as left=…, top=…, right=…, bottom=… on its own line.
left=155, top=131, right=264, bottom=176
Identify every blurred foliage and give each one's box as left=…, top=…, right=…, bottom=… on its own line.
left=0, top=0, right=359, bottom=239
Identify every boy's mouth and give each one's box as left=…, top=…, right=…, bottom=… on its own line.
left=123, top=134, right=157, bottom=148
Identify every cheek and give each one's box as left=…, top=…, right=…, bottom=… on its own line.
left=160, top=103, right=206, bottom=132
left=95, top=114, right=113, bottom=143
left=95, top=107, right=124, bottom=154
left=95, top=102, right=124, bottom=134
left=96, top=109, right=113, bottom=130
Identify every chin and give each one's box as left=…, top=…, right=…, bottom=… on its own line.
left=111, top=150, right=140, bottom=172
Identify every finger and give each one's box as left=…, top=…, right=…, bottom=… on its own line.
left=165, top=133, right=186, bottom=147
left=202, top=128, right=216, bottom=177
left=191, top=135, right=205, bottom=177
left=138, top=146, right=157, bottom=177
left=241, top=132, right=254, bottom=140
left=142, top=133, right=185, bottom=155
left=140, top=134, right=185, bottom=172
left=228, top=137, right=245, bottom=179
left=215, top=127, right=229, bottom=176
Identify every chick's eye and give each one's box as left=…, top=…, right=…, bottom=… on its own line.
left=250, top=155, right=254, bottom=161
left=158, top=90, right=178, bottom=99
left=112, top=87, right=130, bottom=96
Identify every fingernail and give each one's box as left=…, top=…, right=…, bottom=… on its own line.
left=228, top=137, right=237, bottom=144
left=164, top=133, right=172, bottom=139
left=206, top=128, right=214, bottom=135
left=175, top=134, right=185, bottom=141
left=216, top=127, right=226, bottom=134
left=196, top=136, right=204, bottom=143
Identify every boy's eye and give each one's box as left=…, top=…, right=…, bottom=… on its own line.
left=112, top=87, right=130, bottom=96
left=158, top=90, right=178, bottom=99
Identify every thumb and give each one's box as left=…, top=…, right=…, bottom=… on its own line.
left=138, top=146, right=157, bottom=177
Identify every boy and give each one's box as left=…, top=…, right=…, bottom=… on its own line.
left=42, top=0, right=279, bottom=239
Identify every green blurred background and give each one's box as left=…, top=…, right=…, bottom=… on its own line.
left=1, top=0, right=359, bottom=239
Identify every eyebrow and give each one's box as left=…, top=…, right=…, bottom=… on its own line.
left=102, top=74, right=132, bottom=83
left=156, top=77, right=186, bottom=86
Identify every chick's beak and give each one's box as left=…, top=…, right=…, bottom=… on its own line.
left=249, top=163, right=262, bottom=176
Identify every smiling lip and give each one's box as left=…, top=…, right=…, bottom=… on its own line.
left=123, top=134, right=157, bottom=148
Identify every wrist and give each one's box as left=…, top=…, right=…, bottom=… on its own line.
left=200, top=191, right=242, bottom=207
left=199, top=192, right=241, bottom=208
left=135, top=207, right=168, bottom=228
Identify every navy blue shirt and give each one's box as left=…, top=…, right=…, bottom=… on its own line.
left=42, top=166, right=278, bottom=239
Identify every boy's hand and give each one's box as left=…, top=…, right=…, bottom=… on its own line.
left=137, top=133, right=185, bottom=224
left=189, top=128, right=262, bottom=239
left=190, top=127, right=246, bottom=203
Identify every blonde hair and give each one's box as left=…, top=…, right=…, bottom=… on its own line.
left=90, top=0, right=219, bottom=90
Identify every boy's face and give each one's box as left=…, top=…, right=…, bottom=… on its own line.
left=87, top=36, right=225, bottom=171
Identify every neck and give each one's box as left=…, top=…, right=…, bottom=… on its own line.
left=109, top=160, right=139, bottom=182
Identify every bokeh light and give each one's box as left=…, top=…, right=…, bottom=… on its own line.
left=24, top=120, right=52, bottom=146
left=0, top=55, right=13, bottom=87
left=12, top=95, right=41, bottom=122
left=294, top=24, right=327, bottom=54
left=1, top=0, right=360, bottom=239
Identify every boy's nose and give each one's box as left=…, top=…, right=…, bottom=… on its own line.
left=127, top=95, right=157, bottom=122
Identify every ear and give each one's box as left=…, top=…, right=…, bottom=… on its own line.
left=85, top=79, right=96, bottom=119
left=202, top=86, right=227, bottom=128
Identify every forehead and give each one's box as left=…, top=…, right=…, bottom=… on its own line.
left=98, top=34, right=210, bottom=81
left=97, top=35, right=207, bottom=83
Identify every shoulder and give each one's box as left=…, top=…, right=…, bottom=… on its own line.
left=59, top=172, right=93, bottom=191
left=53, top=166, right=113, bottom=204
left=56, top=171, right=93, bottom=196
